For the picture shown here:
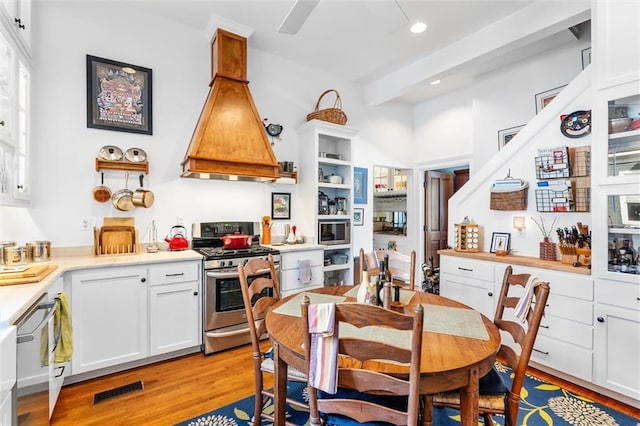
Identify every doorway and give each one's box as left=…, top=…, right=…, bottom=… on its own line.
left=422, top=167, right=469, bottom=268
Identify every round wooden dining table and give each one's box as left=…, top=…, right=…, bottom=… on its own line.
left=265, top=285, right=501, bottom=426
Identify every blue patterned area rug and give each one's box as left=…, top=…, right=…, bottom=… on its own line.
left=176, top=363, right=639, bottom=426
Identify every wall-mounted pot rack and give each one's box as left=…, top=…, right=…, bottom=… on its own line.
left=95, top=158, right=149, bottom=174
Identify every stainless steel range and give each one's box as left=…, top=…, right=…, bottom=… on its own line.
left=192, top=221, right=280, bottom=355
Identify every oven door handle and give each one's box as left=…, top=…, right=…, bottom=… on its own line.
left=16, top=299, right=57, bottom=344
left=206, top=326, right=251, bottom=338
left=206, top=264, right=279, bottom=279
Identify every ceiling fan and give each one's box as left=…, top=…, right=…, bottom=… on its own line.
left=278, top=0, right=409, bottom=34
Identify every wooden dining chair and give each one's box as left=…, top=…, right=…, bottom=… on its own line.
left=302, top=296, right=424, bottom=426
left=424, top=266, right=550, bottom=426
left=359, top=248, right=417, bottom=290
left=238, top=255, right=307, bottom=426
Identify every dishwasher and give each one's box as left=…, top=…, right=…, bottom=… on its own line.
left=13, top=292, right=60, bottom=426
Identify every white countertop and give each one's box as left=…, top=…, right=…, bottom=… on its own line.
left=264, top=243, right=326, bottom=252
left=0, top=249, right=203, bottom=327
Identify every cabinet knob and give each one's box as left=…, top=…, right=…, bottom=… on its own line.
left=597, top=316, right=604, bottom=323
left=16, top=185, right=23, bottom=190
left=193, top=291, right=198, bottom=296
left=0, top=120, right=4, bottom=126
left=487, top=292, right=493, bottom=297
left=140, top=277, right=146, bottom=283
left=14, top=17, right=25, bottom=30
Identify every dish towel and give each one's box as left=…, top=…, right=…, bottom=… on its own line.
left=308, top=303, right=338, bottom=394
left=298, top=259, right=312, bottom=284
left=514, top=276, right=540, bottom=323
left=54, top=292, right=74, bottom=363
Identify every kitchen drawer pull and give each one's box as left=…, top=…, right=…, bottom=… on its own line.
left=457, top=267, right=473, bottom=272
left=533, top=348, right=549, bottom=355
left=140, top=277, right=146, bottom=283
left=487, top=292, right=493, bottom=297
left=539, top=324, right=549, bottom=329
left=165, top=272, right=185, bottom=277
left=54, top=365, right=66, bottom=378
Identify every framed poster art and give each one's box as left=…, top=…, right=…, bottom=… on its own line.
left=490, top=232, right=511, bottom=253
left=86, top=55, right=153, bottom=135
left=354, top=167, right=368, bottom=205
left=353, top=208, right=364, bottom=226
left=498, top=125, right=525, bottom=150
left=535, top=85, right=567, bottom=114
left=271, top=192, right=291, bottom=220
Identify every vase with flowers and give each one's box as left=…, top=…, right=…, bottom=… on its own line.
left=532, top=216, right=558, bottom=261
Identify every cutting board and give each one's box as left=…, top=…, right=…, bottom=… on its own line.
left=0, top=264, right=58, bottom=286
left=98, top=226, right=137, bottom=255
left=103, top=217, right=135, bottom=227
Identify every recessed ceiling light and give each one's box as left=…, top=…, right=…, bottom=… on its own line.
left=430, top=79, right=441, bottom=85
left=410, top=22, right=427, bottom=34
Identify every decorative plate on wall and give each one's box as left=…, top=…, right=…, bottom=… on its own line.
left=560, top=110, right=591, bottom=138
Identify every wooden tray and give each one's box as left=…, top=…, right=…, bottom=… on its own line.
left=0, top=264, right=58, bottom=286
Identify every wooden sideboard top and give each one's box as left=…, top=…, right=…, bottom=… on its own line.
left=437, top=249, right=591, bottom=275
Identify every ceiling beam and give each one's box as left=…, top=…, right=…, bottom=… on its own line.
left=361, top=1, right=591, bottom=106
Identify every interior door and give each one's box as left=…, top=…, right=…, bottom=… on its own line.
left=423, top=171, right=453, bottom=268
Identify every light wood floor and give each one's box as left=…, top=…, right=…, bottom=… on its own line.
left=51, top=342, right=639, bottom=425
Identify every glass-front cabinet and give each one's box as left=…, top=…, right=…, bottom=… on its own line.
left=607, top=194, right=639, bottom=275
left=607, top=94, right=640, bottom=178
left=593, top=81, right=640, bottom=282
left=373, top=166, right=407, bottom=192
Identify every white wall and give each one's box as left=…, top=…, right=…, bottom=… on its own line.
left=2, top=2, right=412, bottom=249
left=414, top=28, right=591, bottom=172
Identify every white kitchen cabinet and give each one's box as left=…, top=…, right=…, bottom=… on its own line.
left=279, top=247, right=324, bottom=297
left=0, top=325, right=16, bottom=426
left=70, top=266, right=148, bottom=374
left=440, top=256, right=495, bottom=318
left=297, top=120, right=358, bottom=286
left=493, top=264, right=595, bottom=382
left=594, top=279, right=640, bottom=401
left=0, top=391, right=10, bottom=426
left=593, top=0, right=640, bottom=90
left=0, top=22, right=30, bottom=204
left=0, top=0, right=30, bottom=56
left=148, top=261, right=201, bottom=356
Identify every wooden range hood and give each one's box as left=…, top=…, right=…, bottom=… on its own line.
left=181, top=29, right=279, bottom=181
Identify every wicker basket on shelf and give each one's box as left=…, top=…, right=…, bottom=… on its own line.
left=490, top=183, right=529, bottom=211
left=306, top=89, right=348, bottom=125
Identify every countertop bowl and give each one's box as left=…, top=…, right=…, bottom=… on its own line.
left=609, top=117, right=633, bottom=134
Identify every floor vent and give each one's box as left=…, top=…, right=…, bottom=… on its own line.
left=93, top=380, right=144, bottom=404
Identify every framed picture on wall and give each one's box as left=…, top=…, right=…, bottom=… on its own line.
left=271, top=192, right=291, bottom=220
left=581, top=47, right=592, bottom=70
left=86, top=55, right=153, bottom=135
left=354, top=167, right=368, bottom=204
left=353, top=208, right=364, bottom=226
left=490, top=232, right=511, bottom=253
left=535, top=85, right=567, bottom=114
left=498, top=125, right=525, bottom=150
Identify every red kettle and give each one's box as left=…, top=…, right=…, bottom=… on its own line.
left=165, top=225, right=189, bottom=251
